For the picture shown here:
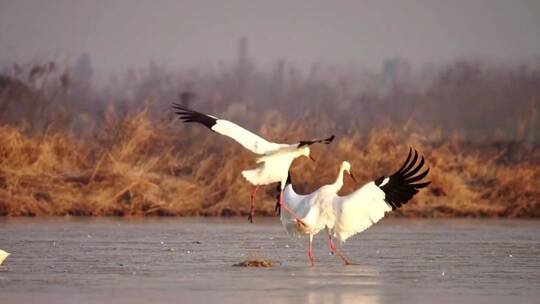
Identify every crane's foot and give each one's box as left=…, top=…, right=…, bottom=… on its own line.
left=328, top=238, right=351, bottom=265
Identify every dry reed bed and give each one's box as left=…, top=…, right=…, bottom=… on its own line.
left=1, top=60, right=539, bottom=217
left=0, top=107, right=538, bottom=218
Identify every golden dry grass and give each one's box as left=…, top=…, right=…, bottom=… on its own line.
left=0, top=106, right=538, bottom=218
left=0, top=60, right=539, bottom=217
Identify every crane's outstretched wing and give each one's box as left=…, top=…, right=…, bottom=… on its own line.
left=333, top=148, right=430, bottom=242
left=173, top=104, right=290, bottom=154
left=173, top=104, right=336, bottom=154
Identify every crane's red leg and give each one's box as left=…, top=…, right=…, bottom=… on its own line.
left=308, top=234, right=315, bottom=266
left=279, top=190, right=307, bottom=227
left=326, top=229, right=351, bottom=265
left=247, top=186, right=259, bottom=223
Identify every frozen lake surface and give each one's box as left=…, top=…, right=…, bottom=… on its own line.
left=0, top=218, right=539, bottom=304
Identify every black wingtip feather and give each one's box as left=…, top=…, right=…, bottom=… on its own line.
left=411, top=181, right=431, bottom=189
left=172, top=103, right=217, bottom=130
left=298, top=135, right=336, bottom=147
left=324, top=135, right=335, bottom=144
left=401, top=149, right=419, bottom=174
left=403, top=156, right=425, bottom=179
left=406, top=168, right=430, bottom=183
left=378, top=148, right=431, bottom=210
left=397, top=148, right=413, bottom=173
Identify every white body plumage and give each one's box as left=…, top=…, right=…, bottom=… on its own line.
left=280, top=149, right=430, bottom=265
left=281, top=161, right=352, bottom=237
left=241, top=147, right=311, bottom=187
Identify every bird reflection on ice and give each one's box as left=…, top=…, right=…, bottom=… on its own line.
left=291, top=265, right=382, bottom=304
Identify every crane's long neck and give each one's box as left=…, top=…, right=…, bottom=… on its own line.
left=328, top=167, right=346, bottom=193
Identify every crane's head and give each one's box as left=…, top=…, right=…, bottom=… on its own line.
left=341, top=161, right=357, bottom=182
left=300, top=146, right=315, bottom=161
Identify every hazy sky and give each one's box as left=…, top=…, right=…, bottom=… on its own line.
left=1, top=0, right=539, bottom=70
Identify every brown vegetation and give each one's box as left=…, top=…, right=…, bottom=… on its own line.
left=0, top=60, right=539, bottom=217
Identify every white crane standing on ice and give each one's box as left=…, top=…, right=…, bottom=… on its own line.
left=280, top=149, right=431, bottom=265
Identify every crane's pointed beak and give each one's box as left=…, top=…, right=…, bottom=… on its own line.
left=349, top=172, right=357, bottom=183
left=309, top=155, right=316, bottom=162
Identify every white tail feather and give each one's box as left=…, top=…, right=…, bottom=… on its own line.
left=241, top=168, right=267, bottom=186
